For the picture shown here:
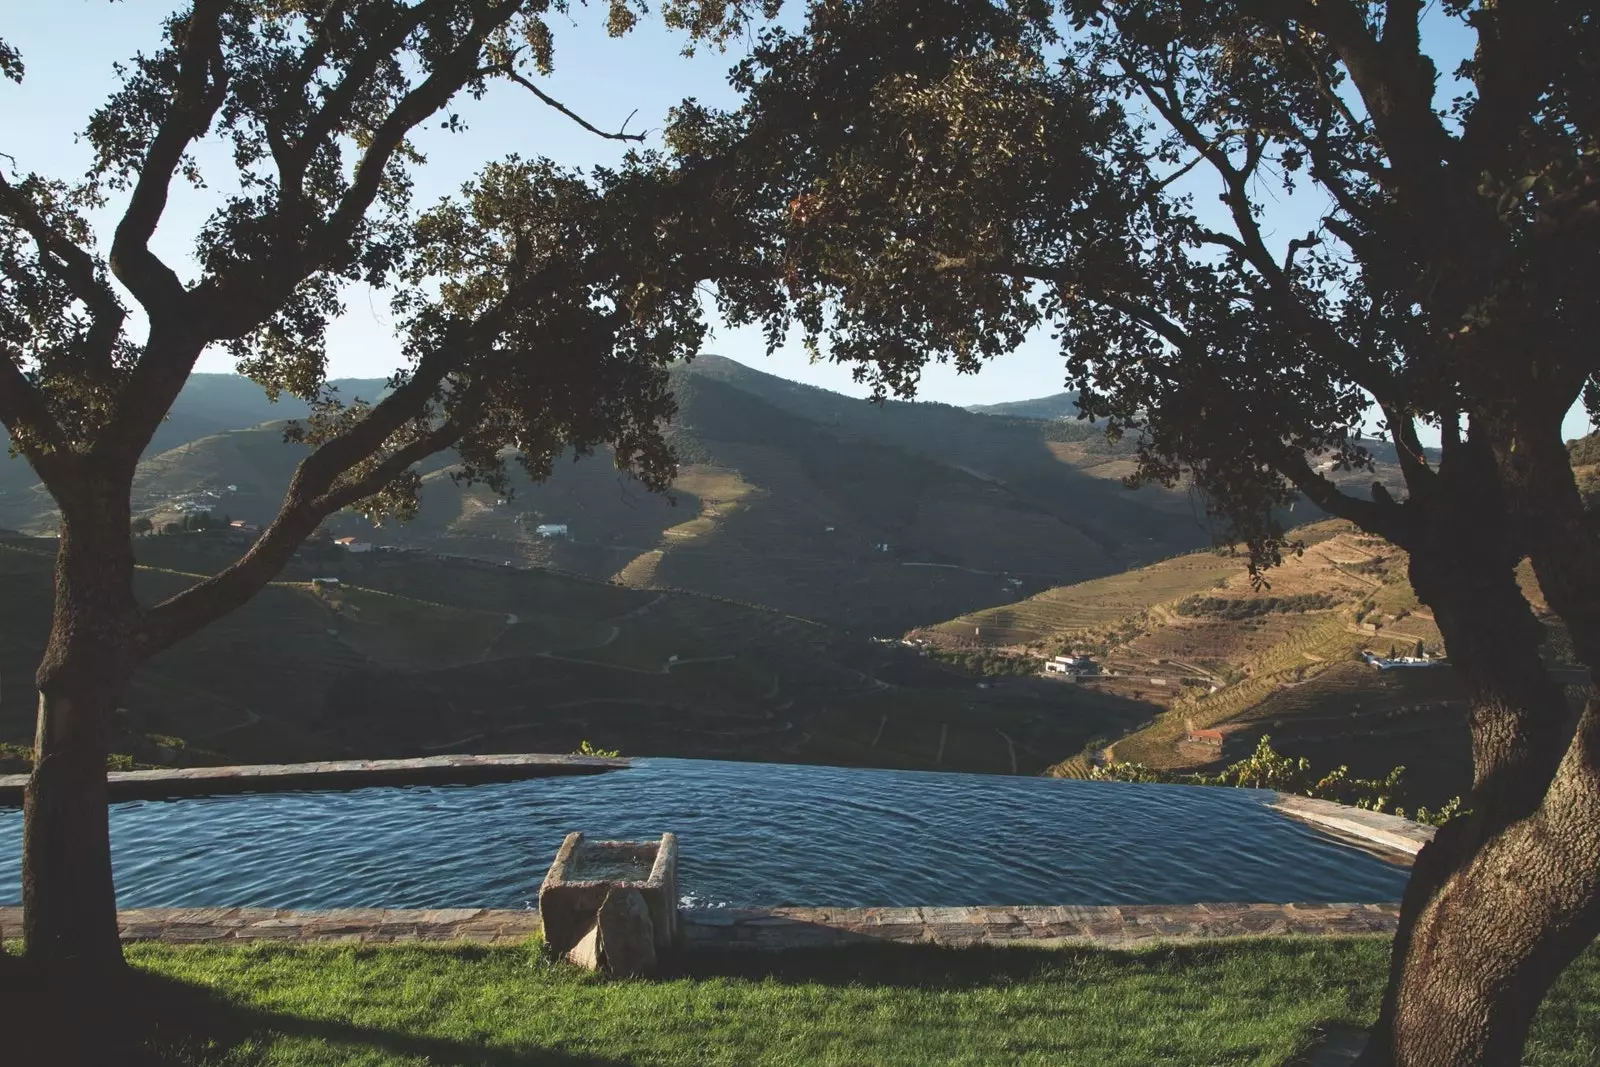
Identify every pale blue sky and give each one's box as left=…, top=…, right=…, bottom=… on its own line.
left=2, top=0, right=1590, bottom=440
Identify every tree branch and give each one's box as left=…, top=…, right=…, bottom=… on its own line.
left=0, top=173, right=126, bottom=373
left=1381, top=401, right=1436, bottom=498
left=1258, top=0, right=1452, bottom=188
left=1275, top=444, right=1406, bottom=542
left=135, top=369, right=490, bottom=658
left=108, top=1, right=521, bottom=462
left=1119, top=52, right=1400, bottom=404
left=131, top=234, right=582, bottom=657
left=107, top=0, right=230, bottom=319
left=308, top=2, right=525, bottom=267
left=0, top=351, right=73, bottom=485
left=501, top=69, right=646, bottom=143
left=278, top=0, right=435, bottom=202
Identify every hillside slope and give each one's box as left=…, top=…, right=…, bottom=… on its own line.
left=0, top=375, right=390, bottom=532
left=5, top=358, right=1225, bottom=632
left=0, top=356, right=1443, bottom=635
left=916, top=519, right=1589, bottom=806
left=0, top=533, right=1159, bottom=779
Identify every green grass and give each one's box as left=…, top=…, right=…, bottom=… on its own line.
left=5, top=938, right=1595, bottom=1066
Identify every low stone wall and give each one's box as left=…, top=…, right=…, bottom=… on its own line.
left=0, top=752, right=628, bottom=806
left=0, top=902, right=1401, bottom=950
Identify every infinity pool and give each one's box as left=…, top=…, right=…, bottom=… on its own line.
left=0, top=757, right=1409, bottom=909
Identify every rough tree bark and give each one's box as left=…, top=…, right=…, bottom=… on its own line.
left=22, top=471, right=142, bottom=977
left=1355, top=440, right=1600, bottom=1066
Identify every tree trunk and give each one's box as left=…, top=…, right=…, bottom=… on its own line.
left=1360, top=695, right=1600, bottom=1067
left=1356, top=508, right=1600, bottom=1066
left=22, top=485, right=141, bottom=979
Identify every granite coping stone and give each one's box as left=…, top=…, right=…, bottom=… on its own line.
left=1268, top=793, right=1435, bottom=857
left=0, top=752, right=628, bottom=805
left=0, top=903, right=1402, bottom=949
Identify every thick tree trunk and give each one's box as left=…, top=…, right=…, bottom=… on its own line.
left=1361, top=695, right=1600, bottom=1067
left=1356, top=493, right=1600, bottom=1066
left=22, top=484, right=141, bottom=979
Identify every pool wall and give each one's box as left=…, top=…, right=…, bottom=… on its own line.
left=0, top=901, right=1403, bottom=950
left=0, top=753, right=628, bottom=806
left=0, top=753, right=1439, bottom=862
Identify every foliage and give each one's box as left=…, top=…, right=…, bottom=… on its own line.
left=1569, top=433, right=1600, bottom=468
left=0, top=0, right=768, bottom=664
left=681, top=0, right=1599, bottom=578
left=933, top=648, right=1039, bottom=677
left=572, top=740, right=620, bottom=758
left=1093, top=735, right=1467, bottom=826
left=1174, top=593, right=1337, bottom=620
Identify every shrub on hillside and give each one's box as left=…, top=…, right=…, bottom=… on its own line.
left=1569, top=432, right=1600, bottom=467
left=934, top=649, right=1039, bottom=677
left=1091, top=735, right=1466, bottom=827
left=1174, top=593, right=1337, bottom=619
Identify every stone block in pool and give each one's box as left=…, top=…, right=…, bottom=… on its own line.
left=538, top=832, right=679, bottom=957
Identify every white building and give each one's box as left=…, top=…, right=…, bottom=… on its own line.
left=535, top=523, right=570, bottom=538
left=1045, top=654, right=1100, bottom=677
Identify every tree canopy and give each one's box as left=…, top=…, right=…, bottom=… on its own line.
left=672, top=0, right=1598, bottom=570
left=0, top=1, right=760, bottom=656
left=666, top=2, right=1600, bottom=1063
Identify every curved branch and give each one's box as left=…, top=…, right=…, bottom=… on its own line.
left=1119, top=52, right=1401, bottom=404
left=0, top=350, right=73, bottom=486
left=308, top=2, right=525, bottom=268
left=108, top=0, right=229, bottom=319
left=135, top=370, right=490, bottom=658
left=1380, top=401, right=1436, bottom=498
left=1275, top=445, right=1407, bottom=543
left=501, top=69, right=647, bottom=143
left=110, top=1, right=521, bottom=460
left=1258, top=0, right=1452, bottom=187
left=0, top=172, right=126, bottom=372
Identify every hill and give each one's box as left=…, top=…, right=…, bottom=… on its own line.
left=968, top=392, right=1080, bottom=419
left=4, top=357, right=1235, bottom=632
left=0, top=356, right=1444, bottom=637
left=0, top=532, right=1158, bottom=779
left=914, top=519, right=1590, bottom=807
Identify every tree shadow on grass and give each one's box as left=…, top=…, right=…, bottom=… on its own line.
left=662, top=936, right=1321, bottom=990
left=2, top=959, right=636, bottom=1067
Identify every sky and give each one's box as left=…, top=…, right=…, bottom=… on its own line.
left=2, top=0, right=1592, bottom=440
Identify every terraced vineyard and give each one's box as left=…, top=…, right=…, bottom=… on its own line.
left=911, top=519, right=1577, bottom=806
left=921, top=551, right=1248, bottom=648
left=1105, top=613, right=1368, bottom=768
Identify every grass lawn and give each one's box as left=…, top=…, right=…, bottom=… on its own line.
left=6, top=937, right=1598, bottom=1066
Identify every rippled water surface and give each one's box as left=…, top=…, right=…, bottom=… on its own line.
left=0, top=757, right=1409, bottom=908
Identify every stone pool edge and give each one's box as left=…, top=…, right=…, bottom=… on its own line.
left=0, top=903, right=1401, bottom=950
left=1267, top=793, right=1436, bottom=858
left=0, top=752, right=628, bottom=805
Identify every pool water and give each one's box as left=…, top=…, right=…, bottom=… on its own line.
left=571, top=846, right=656, bottom=883
left=0, top=757, right=1410, bottom=909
